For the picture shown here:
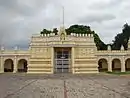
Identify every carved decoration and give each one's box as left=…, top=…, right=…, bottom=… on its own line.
left=60, top=32, right=65, bottom=41
left=59, top=26, right=66, bottom=41
left=75, top=48, right=94, bottom=58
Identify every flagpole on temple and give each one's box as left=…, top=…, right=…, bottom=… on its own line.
left=62, top=6, right=64, bottom=27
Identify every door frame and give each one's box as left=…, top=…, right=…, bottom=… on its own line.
left=54, top=47, right=72, bottom=73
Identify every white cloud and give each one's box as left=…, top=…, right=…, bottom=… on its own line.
left=0, top=0, right=130, bottom=47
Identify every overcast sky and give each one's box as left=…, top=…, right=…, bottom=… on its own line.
left=0, top=0, right=130, bottom=49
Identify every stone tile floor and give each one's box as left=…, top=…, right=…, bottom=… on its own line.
left=0, top=73, right=130, bottom=98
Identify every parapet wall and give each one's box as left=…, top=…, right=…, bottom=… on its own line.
left=34, top=33, right=94, bottom=38
left=0, top=48, right=29, bottom=55
left=70, top=33, right=93, bottom=37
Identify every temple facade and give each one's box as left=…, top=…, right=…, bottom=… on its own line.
left=0, top=27, right=130, bottom=74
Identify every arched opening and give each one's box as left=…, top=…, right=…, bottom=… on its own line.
left=98, top=59, right=108, bottom=72
left=17, top=59, right=28, bottom=72
left=125, top=58, right=130, bottom=71
left=112, top=59, right=121, bottom=72
left=4, top=59, right=14, bottom=72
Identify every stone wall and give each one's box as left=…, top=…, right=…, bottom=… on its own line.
left=1, top=32, right=130, bottom=74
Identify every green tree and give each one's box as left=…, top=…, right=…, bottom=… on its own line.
left=52, top=28, right=58, bottom=35
left=40, top=29, right=52, bottom=35
left=66, top=24, right=107, bottom=50
left=65, top=24, right=91, bottom=35
left=112, top=23, right=130, bottom=50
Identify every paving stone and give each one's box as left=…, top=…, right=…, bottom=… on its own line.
left=0, top=74, right=130, bottom=98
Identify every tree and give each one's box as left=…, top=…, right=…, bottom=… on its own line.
left=52, top=28, right=58, bottom=35
left=66, top=24, right=107, bottom=50
left=112, top=23, right=130, bottom=50
left=40, top=29, right=52, bottom=35
left=65, top=24, right=92, bottom=35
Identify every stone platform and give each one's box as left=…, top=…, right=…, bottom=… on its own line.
left=0, top=73, right=130, bottom=98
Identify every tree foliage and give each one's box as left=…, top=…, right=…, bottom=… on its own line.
left=111, top=23, right=130, bottom=50
left=52, top=28, right=58, bottom=35
left=40, top=29, right=52, bottom=34
left=65, top=25, right=107, bottom=50
left=65, top=25, right=91, bottom=35
left=40, top=28, right=58, bottom=35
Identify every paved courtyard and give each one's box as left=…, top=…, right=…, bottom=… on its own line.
left=0, top=73, right=130, bottom=98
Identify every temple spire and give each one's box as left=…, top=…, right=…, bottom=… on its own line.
left=58, top=7, right=66, bottom=41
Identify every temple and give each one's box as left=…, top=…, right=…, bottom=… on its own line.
left=0, top=27, right=130, bottom=74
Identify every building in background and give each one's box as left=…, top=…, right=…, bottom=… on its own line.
left=0, top=27, right=130, bottom=74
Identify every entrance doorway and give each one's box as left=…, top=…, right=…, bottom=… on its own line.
left=54, top=48, right=71, bottom=73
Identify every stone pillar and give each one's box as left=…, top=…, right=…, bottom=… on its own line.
left=0, top=56, right=4, bottom=73
left=51, top=47, right=54, bottom=74
left=71, top=47, right=75, bottom=74
left=121, top=56, right=125, bottom=72
left=13, top=56, right=17, bottom=73
left=108, top=56, right=112, bottom=72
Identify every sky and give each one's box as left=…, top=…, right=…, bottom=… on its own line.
left=0, top=0, right=130, bottom=49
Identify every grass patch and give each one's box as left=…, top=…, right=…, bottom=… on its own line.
left=106, top=71, right=130, bottom=75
